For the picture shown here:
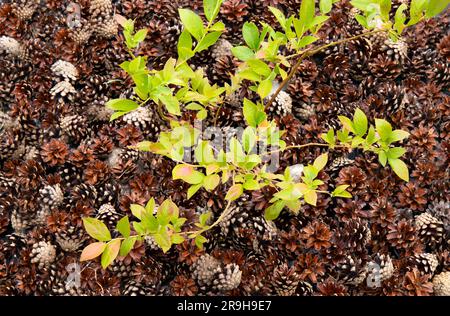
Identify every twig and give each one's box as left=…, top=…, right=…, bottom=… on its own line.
left=264, top=29, right=384, bottom=112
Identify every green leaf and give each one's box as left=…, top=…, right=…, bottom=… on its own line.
left=80, top=242, right=106, bottom=262
left=338, top=116, right=355, bottom=133
left=203, top=174, right=220, bottom=191
left=247, top=59, right=271, bottom=77
left=130, top=204, right=146, bottom=220
left=159, top=94, right=181, bottom=116
left=210, top=21, right=225, bottom=31
left=231, top=46, right=254, bottom=61
left=225, top=184, right=243, bottom=201
left=194, top=234, right=208, bottom=249
left=321, top=128, right=335, bottom=146
left=388, top=158, right=409, bottom=182
left=242, top=126, right=257, bottom=153
left=243, top=22, right=260, bottom=50
left=133, top=29, right=148, bottom=43
left=264, top=200, right=285, bottom=221
left=83, top=218, right=111, bottom=242
left=119, top=237, right=136, bottom=257
left=378, top=151, right=387, bottom=167
left=199, top=212, right=212, bottom=226
left=300, top=0, right=315, bottom=29
left=196, top=31, right=222, bottom=52
left=394, top=4, right=408, bottom=34
left=178, top=30, right=193, bottom=60
left=243, top=178, right=260, bottom=190
left=426, top=0, right=450, bottom=18
left=297, top=35, right=318, bottom=48
left=178, top=9, right=204, bottom=41
left=257, top=79, right=273, bottom=99
left=375, top=119, right=393, bottom=142
left=106, top=99, right=139, bottom=112
left=229, top=138, right=246, bottom=163
left=110, top=111, right=126, bottom=121
left=304, top=190, right=317, bottom=206
left=116, top=216, right=130, bottom=238
left=355, top=14, right=368, bottom=28
left=203, top=0, right=223, bottom=22
left=319, top=0, right=332, bottom=14
left=171, top=234, right=185, bottom=245
left=268, top=7, right=286, bottom=29
left=101, top=239, right=121, bottom=268
left=387, top=147, right=406, bottom=159
left=389, top=130, right=409, bottom=143
left=353, top=108, right=368, bottom=136
left=313, top=153, right=328, bottom=171
left=243, top=98, right=266, bottom=128
left=187, top=183, right=202, bottom=199
left=153, top=232, right=172, bottom=253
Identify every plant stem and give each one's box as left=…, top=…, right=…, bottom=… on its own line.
left=264, top=29, right=384, bottom=112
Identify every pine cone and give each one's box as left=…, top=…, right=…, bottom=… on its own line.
left=30, top=241, right=57, bottom=269
left=415, top=212, right=445, bottom=249
left=408, top=253, right=439, bottom=276
left=39, top=184, right=64, bottom=208
left=270, top=263, right=299, bottom=296
left=432, top=271, right=450, bottom=296
left=387, top=219, right=417, bottom=251
left=55, top=226, right=86, bottom=252
left=266, top=90, right=293, bottom=118
left=0, top=36, right=27, bottom=59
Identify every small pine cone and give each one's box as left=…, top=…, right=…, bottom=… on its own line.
left=271, top=263, right=299, bottom=296
left=369, top=54, right=402, bottom=80
left=96, top=182, right=119, bottom=205
left=366, top=253, right=395, bottom=287
left=211, top=39, right=233, bottom=61
left=59, top=164, right=83, bottom=186
left=89, top=0, right=113, bottom=17
left=334, top=255, right=368, bottom=285
left=336, top=219, right=371, bottom=253
left=144, top=236, right=161, bottom=251
left=71, top=183, right=98, bottom=202
left=191, top=254, right=221, bottom=286
left=51, top=60, right=78, bottom=82
left=211, top=263, right=242, bottom=293
left=380, top=37, right=408, bottom=64
left=30, top=241, right=57, bottom=269
left=408, top=253, right=439, bottom=276
left=170, top=275, right=198, bottom=296
left=387, top=219, right=417, bottom=250
left=95, top=18, right=118, bottom=38
left=11, top=0, right=39, bottom=21
left=328, top=156, right=355, bottom=179
left=415, top=212, right=445, bottom=249
left=266, top=90, right=293, bottom=117
left=55, top=226, right=86, bottom=252
left=293, top=103, right=315, bottom=121
left=0, top=36, right=27, bottom=59
left=296, top=281, right=313, bottom=296
left=97, top=203, right=121, bottom=228
left=41, top=139, right=69, bottom=167
left=123, top=280, right=159, bottom=296
left=50, top=81, right=77, bottom=99
left=69, top=18, right=93, bottom=45
left=122, top=107, right=158, bottom=134
left=427, top=200, right=449, bottom=230
left=220, top=0, right=249, bottom=23
left=432, top=272, right=450, bottom=296
left=427, top=61, right=450, bottom=87
left=39, top=184, right=64, bottom=208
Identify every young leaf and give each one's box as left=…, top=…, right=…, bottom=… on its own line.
left=300, top=0, right=315, bottom=29
left=133, top=29, right=148, bottom=43
left=178, top=30, right=193, bottom=60
left=231, top=46, right=254, bottom=61
left=268, top=6, right=286, bottom=29
left=338, top=116, right=355, bottom=133
left=187, top=183, right=203, bottom=199
left=426, top=0, right=450, bottom=18
left=353, top=108, right=368, bottom=136
left=130, top=204, right=146, bottom=220
left=106, top=99, right=139, bottom=112
left=203, top=174, right=220, bottom=191
left=194, top=234, right=208, bottom=249
left=387, top=147, right=406, bottom=159
left=242, top=127, right=257, bottom=153
left=313, top=153, right=328, bottom=172
left=101, top=239, right=121, bottom=268
left=178, top=9, right=204, bottom=41
left=83, top=218, right=111, bottom=242
left=116, top=216, right=130, bottom=238
left=119, top=237, right=136, bottom=257
left=264, top=200, right=285, bottom=221
left=159, top=94, right=181, bottom=116
left=304, top=190, right=318, bottom=206
left=80, top=242, right=106, bottom=262
left=225, top=184, right=243, bottom=201
left=171, top=234, right=185, bottom=245
left=203, top=0, right=223, bottom=22
left=196, top=31, right=222, bottom=52
left=388, top=158, right=409, bottom=181
left=257, top=79, right=273, bottom=99
left=389, top=130, right=409, bottom=143
left=375, top=119, right=393, bottom=142
left=243, top=22, right=260, bottom=50
left=199, top=212, right=212, bottom=227
left=378, top=151, right=388, bottom=167
left=247, top=59, right=271, bottom=77
left=154, top=232, right=172, bottom=253
left=319, top=0, right=332, bottom=14
left=243, top=98, right=266, bottom=128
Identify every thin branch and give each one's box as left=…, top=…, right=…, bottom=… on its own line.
left=264, top=29, right=384, bottom=112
